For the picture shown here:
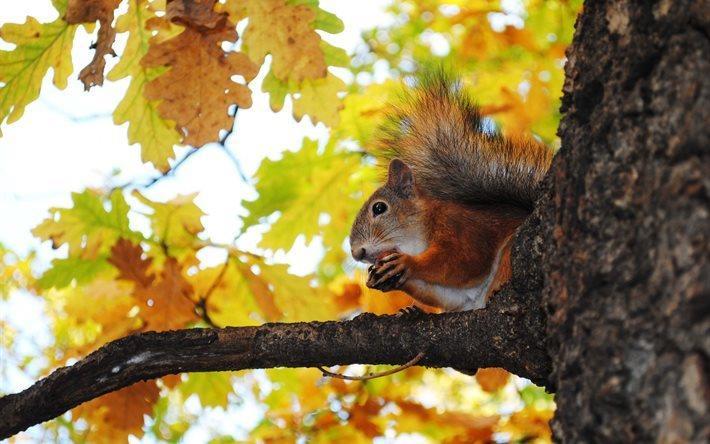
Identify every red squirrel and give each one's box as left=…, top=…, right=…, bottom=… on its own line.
left=349, top=71, right=553, bottom=311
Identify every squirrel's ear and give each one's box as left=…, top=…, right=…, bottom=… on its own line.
left=387, top=159, right=415, bottom=197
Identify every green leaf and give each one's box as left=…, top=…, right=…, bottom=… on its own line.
left=0, top=13, right=77, bottom=133
left=37, top=257, right=112, bottom=289
left=321, top=41, right=349, bottom=68
left=32, top=190, right=136, bottom=257
left=180, top=373, right=233, bottom=408
left=243, top=138, right=361, bottom=254
left=287, top=0, right=345, bottom=34
left=190, top=260, right=268, bottom=326
left=261, top=70, right=290, bottom=112
left=314, top=8, right=345, bottom=34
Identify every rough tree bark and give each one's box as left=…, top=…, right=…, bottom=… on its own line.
left=0, top=0, right=707, bottom=441
left=542, top=0, right=709, bottom=441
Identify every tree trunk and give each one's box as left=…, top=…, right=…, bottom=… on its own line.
left=542, top=0, right=709, bottom=441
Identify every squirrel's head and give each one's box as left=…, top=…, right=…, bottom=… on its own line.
left=349, top=159, right=424, bottom=264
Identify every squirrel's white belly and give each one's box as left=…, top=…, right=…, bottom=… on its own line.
left=407, top=247, right=503, bottom=311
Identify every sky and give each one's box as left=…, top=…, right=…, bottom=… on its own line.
left=0, top=1, right=393, bottom=440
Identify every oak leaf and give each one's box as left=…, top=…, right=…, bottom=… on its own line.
left=166, top=0, right=228, bottom=30
left=108, top=0, right=181, bottom=172
left=109, top=239, right=197, bottom=331
left=194, top=259, right=285, bottom=324
left=243, top=0, right=348, bottom=126
left=73, top=380, right=159, bottom=442
left=135, top=257, right=197, bottom=331
left=242, top=138, right=362, bottom=255
left=0, top=1, right=77, bottom=134
left=142, top=11, right=258, bottom=147
left=65, top=0, right=121, bottom=89
left=502, top=406, right=554, bottom=441
left=32, top=190, right=134, bottom=258
left=132, top=191, right=205, bottom=261
left=242, top=0, right=326, bottom=83
left=108, top=238, right=154, bottom=288
left=475, top=367, right=511, bottom=393
left=58, top=279, right=140, bottom=361
left=37, top=256, right=112, bottom=289
left=180, top=372, right=234, bottom=408
left=292, top=74, right=346, bottom=127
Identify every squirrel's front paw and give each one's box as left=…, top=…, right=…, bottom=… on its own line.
left=367, top=253, right=411, bottom=291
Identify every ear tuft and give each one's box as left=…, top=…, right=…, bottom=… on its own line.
left=386, top=159, right=415, bottom=197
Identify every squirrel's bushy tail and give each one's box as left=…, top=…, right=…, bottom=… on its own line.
left=376, top=68, right=553, bottom=210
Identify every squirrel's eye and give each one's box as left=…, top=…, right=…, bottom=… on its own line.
left=372, top=201, right=388, bottom=216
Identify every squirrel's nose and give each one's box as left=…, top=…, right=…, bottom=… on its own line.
left=352, top=247, right=366, bottom=261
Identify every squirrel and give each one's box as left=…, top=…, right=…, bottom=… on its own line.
left=349, top=70, right=553, bottom=311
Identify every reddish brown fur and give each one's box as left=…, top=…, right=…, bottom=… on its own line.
left=404, top=200, right=527, bottom=288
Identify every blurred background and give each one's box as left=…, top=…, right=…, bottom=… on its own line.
left=1, top=0, right=580, bottom=442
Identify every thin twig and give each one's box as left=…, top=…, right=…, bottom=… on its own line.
left=194, top=258, right=231, bottom=328
left=217, top=106, right=250, bottom=183
left=317, top=352, right=425, bottom=381
left=219, top=144, right=250, bottom=183
left=113, top=147, right=199, bottom=190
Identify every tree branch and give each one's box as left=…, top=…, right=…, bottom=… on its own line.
left=0, top=285, right=550, bottom=439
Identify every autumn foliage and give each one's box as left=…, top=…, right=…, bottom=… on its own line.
left=0, top=0, right=580, bottom=442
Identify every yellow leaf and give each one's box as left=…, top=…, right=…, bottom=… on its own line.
left=257, top=262, right=337, bottom=321
left=242, top=0, right=326, bottom=83
left=501, top=406, right=554, bottom=442
left=292, top=74, right=345, bottom=127
left=133, top=191, right=204, bottom=253
left=108, top=0, right=181, bottom=172
left=332, top=271, right=421, bottom=315
left=180, top=372, right=234, bottom=408
left=190, top=260, right=272, bottom=326
left=0, top=13, right=77, bottom=132
left=242, top=0, right=348, bottom=126
left=336, top=80, right=399, bottom=145
left=58, top=278, right=139, bottom=360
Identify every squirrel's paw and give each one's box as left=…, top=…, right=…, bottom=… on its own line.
left=396, top=305, right=424, bottom=317
left=367, top=253, right=411, bottom=291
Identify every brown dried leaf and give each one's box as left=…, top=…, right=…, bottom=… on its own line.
left=475, top=367, right=511, bottom=393
left=133, top=258, right=198, bottom=331
left=65, top=0, right=121, bottom=90
left=142, top=20, right=258, bottom=146
left=109, top=239, right=197, bottom=331
left=73, top=380, right=159, bottom=441
left=166, top=0, right=227, bottom=30
left=108, top=238, right=154, bottom=288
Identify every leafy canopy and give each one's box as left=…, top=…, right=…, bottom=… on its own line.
left=1, top=0, right=580, bottom=441
left=0, top=0, right=348, bottom=170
